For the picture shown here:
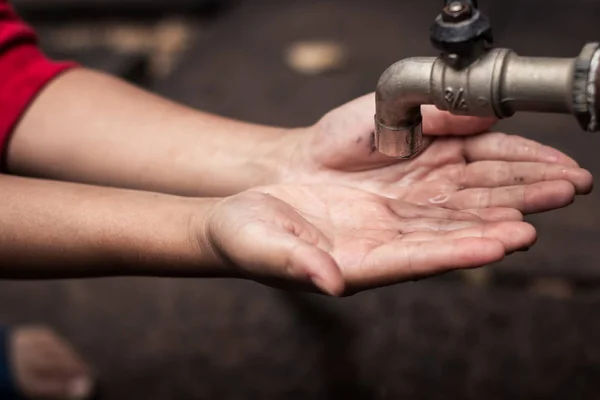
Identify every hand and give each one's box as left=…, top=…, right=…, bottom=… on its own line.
left=282, top=93, right=593, bottom=215
left=10, top=326, right=94, bottom=399
left=200, top=185, right=536, bottom=296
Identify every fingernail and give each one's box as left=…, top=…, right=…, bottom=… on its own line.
left=68, top=376, right=93, bottom=399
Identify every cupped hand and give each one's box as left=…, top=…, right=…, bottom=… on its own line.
left=202, top=185, right=536, bottom=296
left=282, top=93, right=592, bottom=215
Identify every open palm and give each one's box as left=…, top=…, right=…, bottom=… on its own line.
left=207, top=184, right=536, bottom=296
left=284, top=93, right=592, bottom=215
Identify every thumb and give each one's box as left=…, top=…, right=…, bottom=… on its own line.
left=284, top=238, right=345, bottom=296
left=243, top=226, right=345, bottom=296
left=422, top=104, right=497, bottom=135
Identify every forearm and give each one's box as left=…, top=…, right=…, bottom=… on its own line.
left=6, top=68, right=296, bottom=197
left=0, top=174, right=226, bottom=278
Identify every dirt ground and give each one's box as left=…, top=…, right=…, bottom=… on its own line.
left=3, top=0, right=600, bottom=398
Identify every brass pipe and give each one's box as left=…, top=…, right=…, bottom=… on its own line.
left=374, top=42, right=600, bottom=158
left=375, top=57, right=435, bottom=158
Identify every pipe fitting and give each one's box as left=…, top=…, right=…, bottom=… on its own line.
left=374, top=42, right=600, bottom=158
left=374, top=118, right=426, bottom=159
left=375, top=57, right=434, bottom=158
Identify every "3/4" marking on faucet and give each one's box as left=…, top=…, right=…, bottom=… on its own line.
left=444, top=87, right=468, bottom=112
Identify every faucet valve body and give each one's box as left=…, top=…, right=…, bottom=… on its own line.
left=375, top=43, right=600, bottom=158
left=374, top=1, right=600, bottom=158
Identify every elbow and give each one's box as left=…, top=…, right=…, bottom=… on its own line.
left=374, top=57, right=435, bottom=158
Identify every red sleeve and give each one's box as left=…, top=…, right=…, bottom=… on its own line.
left=0, top=1, right=77, bottom=160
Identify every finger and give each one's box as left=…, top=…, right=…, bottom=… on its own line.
left=352, top=237, right=505, bottom=288
left=245, top=226, right=345, bottom=296
left=463, top=207, right=523, bottom=221
left=421, top=105, right=497, bottom=135
left=452, top=161, right=593, bottom=194
left=463, top=132, right=579, bottom=167
left=440, top=180, right=576, bottom=214
left=400, top=221, right=536, bottom=253
left=294, top=243, right=347, bottom=297
left=279, top=236, right=345, bottom=296
left=442, top=221, right=536, bottom=253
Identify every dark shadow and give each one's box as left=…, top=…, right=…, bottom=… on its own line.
left=481, top=0, right=516, bottom=42
left=16, top=0, right=238, bottom=24
left=46, top=47, right=151, bottom=87
left=279, top=292, right=375, bottom=400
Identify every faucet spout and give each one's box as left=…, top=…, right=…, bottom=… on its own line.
left=374, top=43, right=600, bottom=158
left=375, top=57, right=435, bottom=158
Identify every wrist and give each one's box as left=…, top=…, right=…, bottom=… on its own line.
left=262, top=127, right=305, bottom=187
left=184, top=197, right=242, bottom=278
left=118, top=196, right=236, bottom=278
left=178, top=122, right=304, bottom=197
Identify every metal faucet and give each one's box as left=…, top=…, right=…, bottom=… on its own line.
left=374, top=0, right=600, bottom=158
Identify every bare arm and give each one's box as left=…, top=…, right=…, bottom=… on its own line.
left=0, top=174, right=226, bottom=278
left=0, top=173, right=541, bottom=295
left=7, top=68, right=296, bottom=197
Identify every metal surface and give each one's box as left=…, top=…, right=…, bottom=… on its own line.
left=588, top=50, right=600, bottom=131
left=442, top=2, right=472, bottom=23
left=573, top=42, right=600, bottom=131
left=596, top=52, right=600, bottom=130
left=375, top=43, right=600, bottom=158
left=378, top=0, right=600, bottom=158
left=499, top=54, right=573, bottom=115
left=374, top=58, right=434, bottom=157
left=431, top=0, right=492, bottom=59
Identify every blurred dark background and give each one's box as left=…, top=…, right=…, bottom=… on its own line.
left=3, top=0, right=600, bottom=398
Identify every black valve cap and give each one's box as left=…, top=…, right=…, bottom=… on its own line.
left=430, top=5, right=493, bottom=57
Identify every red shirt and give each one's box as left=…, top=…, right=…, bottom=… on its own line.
left=0, top=0, right=75, bottom=158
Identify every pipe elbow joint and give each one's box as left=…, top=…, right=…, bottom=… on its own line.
left=374, top=57, right=435, bottom=158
